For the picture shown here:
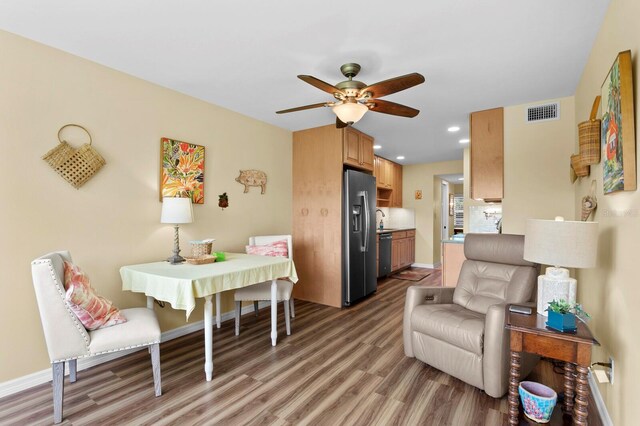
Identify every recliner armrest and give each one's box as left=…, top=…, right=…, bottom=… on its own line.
left=403, top=286, right=455, bottom=357
left=483, top=303, right=509, bottom=397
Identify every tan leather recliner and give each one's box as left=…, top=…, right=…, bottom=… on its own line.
left=403, top=233, right=539, bottom=398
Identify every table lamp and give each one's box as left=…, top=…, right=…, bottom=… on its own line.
left=524, top=217, right=598, bottom=316
left=161, top=197, right=193, bottom=264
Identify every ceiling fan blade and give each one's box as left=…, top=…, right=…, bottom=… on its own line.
left=359, top=73, right=425, bottom=98
left=298, top=75, right=345, bottom=97
left=368, top=99, right=420, bottom=118
left=276, top=102, right=329, bottom=114
left=336, top=117, right=349, bottom=128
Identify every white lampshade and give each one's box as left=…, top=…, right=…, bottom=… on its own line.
left=524, top=217, right=598, bottom=268
left=161, top=197, right=193, bottom=224
left=332, top=101, right=368, bottom=124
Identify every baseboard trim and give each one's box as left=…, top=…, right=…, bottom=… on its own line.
left=0, top=301, right=268, bottom=399
left=411, top=262, right=441, bottom=269
left=588, top=369, right=613, bottom=426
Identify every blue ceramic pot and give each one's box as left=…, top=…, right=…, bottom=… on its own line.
left=547, top=311, right=576, bottom=332
left=519, top=381, right=557, bottom=423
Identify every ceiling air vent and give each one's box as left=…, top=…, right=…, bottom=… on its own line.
left=526, top=102, right=560, bottom=123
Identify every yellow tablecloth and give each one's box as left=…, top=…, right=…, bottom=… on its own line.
left=120, top=253, right=298, bottom=319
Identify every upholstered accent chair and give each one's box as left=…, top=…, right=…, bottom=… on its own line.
left=234, top=235, right=295, bottom=336
left=31, top=251, right=162, bottom=424
left=403, top=234, right=539, bottom=398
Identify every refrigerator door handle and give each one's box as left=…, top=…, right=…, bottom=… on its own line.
left=359, top=190, right=370, bottom=253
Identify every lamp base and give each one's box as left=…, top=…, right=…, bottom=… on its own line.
left=537, top=267, right=576, bottom=316
left=167, top=224, right=185, bottom=265
left=167, top=254, right=185, bottom=264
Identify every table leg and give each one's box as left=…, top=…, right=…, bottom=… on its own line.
left=574, top=365, right=590, bottom=425
left=146, top=296, right=154, bottom=310
left=204, top=295, right=213, bottom=381
left=508, top=350, right=521, bottom=425
left=563, top=362, right=576, bottom=416
left=215, top=293, right=221, bottom=329
left=271, top=279, right=277, bottom=347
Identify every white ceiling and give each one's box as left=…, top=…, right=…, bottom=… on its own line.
left=0, top=0, right=610, bottom=164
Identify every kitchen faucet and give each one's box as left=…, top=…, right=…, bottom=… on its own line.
left=376, top=209, right=386, bottom=230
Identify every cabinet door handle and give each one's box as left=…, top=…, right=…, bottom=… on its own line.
left=301, top=208, right=309, bottom=216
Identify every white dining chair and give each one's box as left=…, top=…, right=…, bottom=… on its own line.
left=31, top=251, right=162, bottom=424
left=234, top=235, right=295, bottom=336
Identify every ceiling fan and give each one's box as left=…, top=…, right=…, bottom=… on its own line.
left=276, top=63, right=425, bottom=128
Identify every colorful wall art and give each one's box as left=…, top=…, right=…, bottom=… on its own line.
left=601, top=50, right=636, bottom=193
left=160, top=138, right=205, bottom=203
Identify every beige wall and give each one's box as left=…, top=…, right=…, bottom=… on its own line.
left=0, top=31, right=292, bottom=382
left=502, top=97, right=576, bottom=233
left=403, top=160, right=463, bottom=265
left=573, top=0, right=640, bottom=423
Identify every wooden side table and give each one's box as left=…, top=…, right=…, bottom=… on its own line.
left=506, top=306, right=599, bottom=425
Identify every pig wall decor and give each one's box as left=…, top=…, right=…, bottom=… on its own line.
left=235, top=169, right=267, bottom=194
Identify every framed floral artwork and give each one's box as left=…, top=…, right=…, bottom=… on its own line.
left=160, top=138, right=205, bottom=203
left=601, top=50, right=636, bottom=193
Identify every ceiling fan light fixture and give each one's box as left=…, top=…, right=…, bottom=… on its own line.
left=332, top=102, right=368, bottom=124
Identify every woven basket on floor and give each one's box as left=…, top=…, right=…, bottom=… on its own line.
left=578, top=96, right=601, bottom=165
left=43, top=124, right=105, bottom=189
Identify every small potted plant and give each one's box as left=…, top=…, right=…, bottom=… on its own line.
left=546, top=299, right=590, bottom=333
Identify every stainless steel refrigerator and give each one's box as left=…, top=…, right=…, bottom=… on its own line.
left=343, top=169, right=377, bottom=306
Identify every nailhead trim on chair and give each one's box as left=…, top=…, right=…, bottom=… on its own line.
left=32, top=259, right=91, bottom=352
left=51, top=340, right=162, bottom=363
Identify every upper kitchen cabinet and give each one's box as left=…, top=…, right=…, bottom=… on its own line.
left=343, top=127, right=374, bottom=172
left=374, top=156, right=392, bottom=189
left=374, top=155, right=403, bottom=207
left=391, top=162, right=403, bottom=207
left=470, top=107, right=504, bottom=201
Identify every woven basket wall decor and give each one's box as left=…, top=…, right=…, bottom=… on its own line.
left=578, top=96, right=601, bottom=165
left=43, top=124, right=106, bottom=189
left=571, top=154, right=590, bottom=178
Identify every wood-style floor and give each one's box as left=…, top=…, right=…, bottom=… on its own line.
left=0, top=270, right=602, bottom=425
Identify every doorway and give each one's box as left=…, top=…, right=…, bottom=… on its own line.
left=441, top=180, right=449, bottom=241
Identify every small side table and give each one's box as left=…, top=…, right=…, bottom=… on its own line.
left=506, top=306, right=599, bottom=425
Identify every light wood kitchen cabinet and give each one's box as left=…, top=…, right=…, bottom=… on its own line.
left=390, top=229, right=415, bottom=273
left=374, top=156, right=391, bottom=188
left=391, top=238, right=401, bottom=272
left=374, top=155, right=403, bottom=207
left=470, top=107, right=504, bottom=201
left=343, top=127, right=374, bottom=172
left=442, top=241, right=466, bottom=287
left=292, top=124, right=375, bottom=308
left=391, top=162, right=403, bottom=207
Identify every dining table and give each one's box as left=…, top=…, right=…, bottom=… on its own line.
left=120, top=252, right=298, bottom=381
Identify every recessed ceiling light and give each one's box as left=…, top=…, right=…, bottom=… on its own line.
left=448, top=126, right=460, bottom=132
left=396, top=156, right=405, bottom=160
left=458, top=177, right=464, bottom=181
left=459, top=138, right=469, bottom=143
left=373, top=145, right=382, bottom=150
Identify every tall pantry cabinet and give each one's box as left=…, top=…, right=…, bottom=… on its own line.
left=292, top=125, right=374, bottom=308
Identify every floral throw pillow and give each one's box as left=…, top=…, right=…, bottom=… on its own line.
left=63, top=261, right=127, bottom=330
left=245, top=239, right=289, bottom=258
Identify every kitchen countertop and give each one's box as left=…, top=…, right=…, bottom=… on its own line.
left=376, top=227, right=415, bottom=234
left=443, top=235, right=465, bottom=244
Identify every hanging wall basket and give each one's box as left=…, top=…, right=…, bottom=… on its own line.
left=43, top=124, right=106, bottom=189
left=571, top=154, right=590, bottom=178
left=578, top=96, right=601, bottom=165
